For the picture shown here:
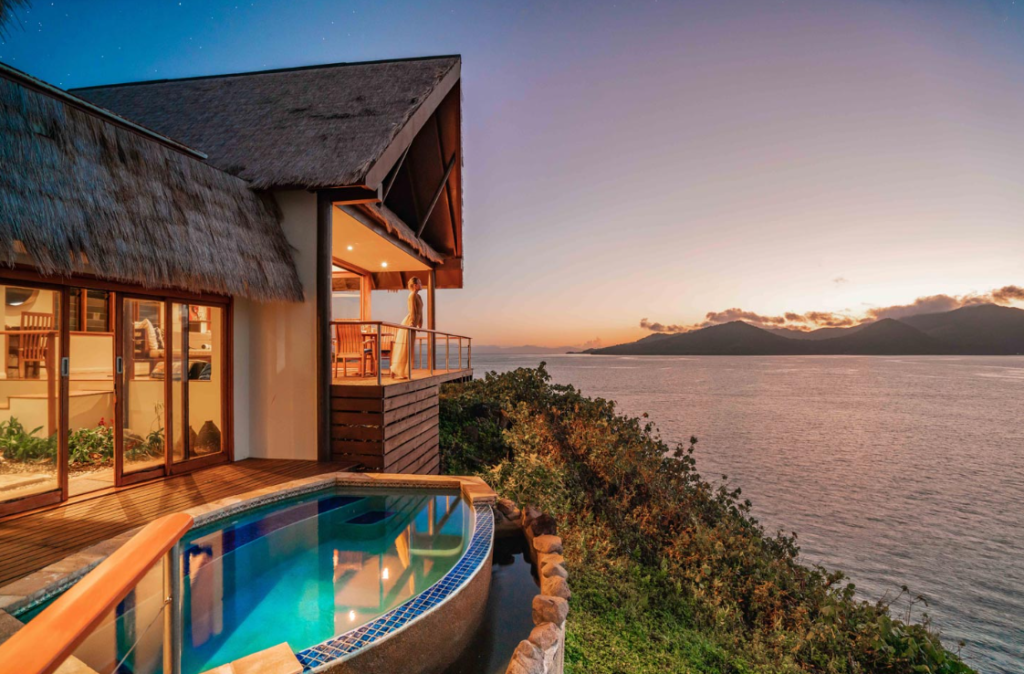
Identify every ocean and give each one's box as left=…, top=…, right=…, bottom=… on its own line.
left=470, top=354, right=1024, bottom=673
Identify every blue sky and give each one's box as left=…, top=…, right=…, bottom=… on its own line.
left=4, top=0, right=1024, bottom=346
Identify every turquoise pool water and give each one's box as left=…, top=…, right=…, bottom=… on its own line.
left=181, top=488, right=471, bottom=674
left=13, top=487, right=473, bottom=674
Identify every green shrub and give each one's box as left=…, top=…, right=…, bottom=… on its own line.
left=0, top=417, right=57, bottom=462
left=439, top=365, right=973, bottom=674
left=67, top=419, right=114, bottom=464
left=1, top=415, right=165, bottom=467
left=124, top=427, right=165, bottom=461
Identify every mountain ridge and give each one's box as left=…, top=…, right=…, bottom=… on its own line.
left=589, top=304, right=1024, bottom=356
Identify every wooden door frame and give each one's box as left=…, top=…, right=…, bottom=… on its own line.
left=114, top=294, right=167, bottom=488
left=0, top=277, right=66, bottom=516
left=167, top=300, right=233, bottom=476
left=0, top=271, right=234, bottom=515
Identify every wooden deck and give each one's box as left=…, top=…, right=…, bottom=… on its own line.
left=331, top=368, right=471, bottom=473
left=0, top=459, right=358, bottom=587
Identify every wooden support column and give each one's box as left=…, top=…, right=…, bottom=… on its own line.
left=316, top=193, right=333, bottom=463
left=427, top=270, right=436, bottom=371
left=360, top=274, right=372, bottom=320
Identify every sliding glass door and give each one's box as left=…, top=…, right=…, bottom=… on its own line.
left=0, top=276, right=230, bottom=516
left=172, top=303, right=226, bottom=466
left=66, top=287, right=115, bottom=497
left=118, top=297, right=168, bottom=481
left=0, top=282, right=62, bottom=513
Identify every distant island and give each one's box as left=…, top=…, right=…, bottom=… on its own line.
left=588, top=304, right=1024, bottom=356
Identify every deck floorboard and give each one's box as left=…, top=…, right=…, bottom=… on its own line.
left=0, top=459, right=359, bottom=587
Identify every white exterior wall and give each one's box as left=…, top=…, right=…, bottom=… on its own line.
left=233, top=190, right=319, bottom=461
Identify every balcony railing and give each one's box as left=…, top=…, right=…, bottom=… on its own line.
left=0, top=513, right=193, bottom=674
left=330, top=320, right=471, bottom=386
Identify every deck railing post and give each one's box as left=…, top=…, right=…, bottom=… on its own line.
left=458, top=337, right=463, bottom=370
left=429, top=329, right=434, bottom=376
left=376, top=323, right=382, bottom=386
left=408, top=328, right=415, bottom=380
left=468, top=338, right=472, bottom=370
left=445, top=335, right=450, bottom=372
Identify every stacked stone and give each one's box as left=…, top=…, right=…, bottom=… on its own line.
left=498, top=499, right=570, bottom=674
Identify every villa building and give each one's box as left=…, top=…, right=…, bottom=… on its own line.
left=0, top=55, right=470, bottom=518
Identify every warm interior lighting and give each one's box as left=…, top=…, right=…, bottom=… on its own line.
left=382, top=567, right=390, bottom=580
left=346, top=245, right=353, bottom=251
left=348, top=610, right=356, bottom=622
left=381, top=261, right=389, bottom=268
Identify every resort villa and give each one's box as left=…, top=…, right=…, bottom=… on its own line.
left=0, top=55, right=469, bottom=517
left=0, top=57, right=570, bottom=674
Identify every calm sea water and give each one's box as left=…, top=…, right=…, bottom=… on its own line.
left=472, top=354, right=1024, bottom=673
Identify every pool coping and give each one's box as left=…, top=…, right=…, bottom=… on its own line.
left=0, top=472, right=496, bottom=618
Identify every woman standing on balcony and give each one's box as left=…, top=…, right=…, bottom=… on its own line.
left=390, top=277, right=423, bottom=380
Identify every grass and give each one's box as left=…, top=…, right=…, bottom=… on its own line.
left=438, top=364, right=974, bottom=674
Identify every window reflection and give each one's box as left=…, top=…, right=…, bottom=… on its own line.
left=123, top=298, right=167, bottom=475
left=0, top=284, right=60, bottom=504
left=172, top=303, right=225, bottom=463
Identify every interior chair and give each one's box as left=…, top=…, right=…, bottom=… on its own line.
left=17, top=312, right=53, bottom=379
left=334, top=323, right=372, bottom=378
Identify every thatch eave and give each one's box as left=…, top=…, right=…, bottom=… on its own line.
left=0, top=65, right=304, bottom=303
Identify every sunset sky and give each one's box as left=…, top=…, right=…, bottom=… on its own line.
left=3, top=0, right=1023, bottom=347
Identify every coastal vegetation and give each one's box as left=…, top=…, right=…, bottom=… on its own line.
left=439, top=365, right=974, bottom=674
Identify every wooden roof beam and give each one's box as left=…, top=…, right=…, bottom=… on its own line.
left=382, top=145, right=410, bottom=203
left=416, top=152, right=456, bottom=238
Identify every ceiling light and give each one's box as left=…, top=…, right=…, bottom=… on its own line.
left=382, top=567, right=390, bottom=580
left=381, top=262, right=389, bottom=268
left=349, top=610, right=356, bottom=622
left=347, top=245, right=353, bottom=251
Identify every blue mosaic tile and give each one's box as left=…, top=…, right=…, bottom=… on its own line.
left=296, top=504, right=494, bottom=671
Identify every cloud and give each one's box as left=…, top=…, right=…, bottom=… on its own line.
left=641, top=309, right=856, bottom=333
left=992, top=285, right=1024, bottom=303
left=833, top=276, right=849, bottom=285
left=640, top=285, right=1024, bottom=334
left=577, top=337, right=604, bottom=350
left=864, top=294, right=964, bottom=321
left=639, top=318, right=688, bottom=334
left=696, top=308, right=855, bottom=330
left=863, top=285, right=1024, bottom=321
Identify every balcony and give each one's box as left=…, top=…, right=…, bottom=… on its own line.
left=329, top=321, right=471, bottom=475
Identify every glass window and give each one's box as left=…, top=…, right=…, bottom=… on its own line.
left=69, top=289, right=111, bottom=333
left=67, top=288, right=115, bottom=497
left=173, top=303, right=225, bottom=463
left=122, top=298, right=166, bottom=475
left=0, top=283, right=61, bottom=505
left=188, top=305, right=224, bottom=458
left=171, top=304, right=185, bottom=463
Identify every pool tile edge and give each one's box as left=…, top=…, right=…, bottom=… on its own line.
left=296, top=503, right=495, bottom=672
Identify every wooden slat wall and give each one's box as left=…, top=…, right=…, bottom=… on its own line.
left=331, top=377, right=446, bottom=475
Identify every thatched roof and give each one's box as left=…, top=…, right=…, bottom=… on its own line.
left=73, top=56, right=461, bottom=190
left=0, top=64, right=303, bottom=302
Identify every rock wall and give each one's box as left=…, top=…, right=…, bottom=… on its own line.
left=494, top=500, right=570, bottom=674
